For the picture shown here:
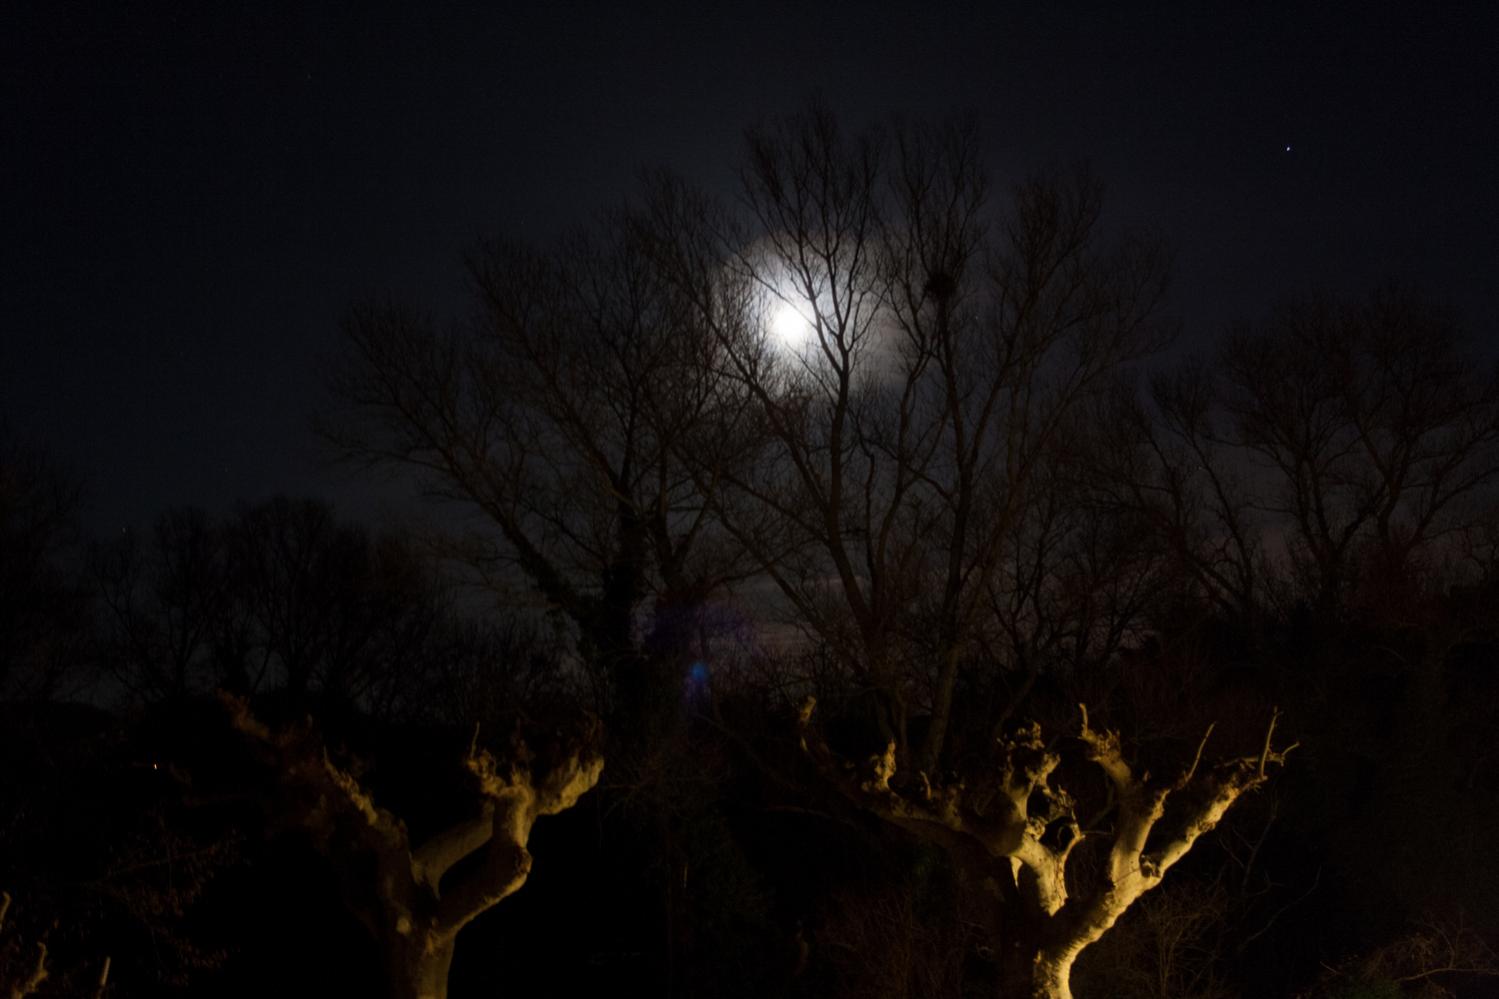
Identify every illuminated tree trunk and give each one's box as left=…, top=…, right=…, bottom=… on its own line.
left=226, top=698, right=601, bottom=999
left=985, top=929, right=1101, bottom=999
left=1028, top=956, right=1072, bottom=999
left=386, top=932, right=456, bottom=999
left=799, top=700, right=1294, bottom=999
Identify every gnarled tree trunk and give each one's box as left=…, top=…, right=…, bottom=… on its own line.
left=800, top=700, right=1294, bottom=999
left=385, top=931, right=456, bottom=999
left=226, top=698, right=602, bottom=999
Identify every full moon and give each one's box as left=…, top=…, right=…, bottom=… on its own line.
left=770, top=301, right=812, bottom=350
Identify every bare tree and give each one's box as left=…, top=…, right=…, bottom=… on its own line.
left=93, top=507, right=228, bottom=702
left=172, top=497, right=462, bottom=716
left=225, top=698, right=602, bottom=999
left=1074, top=876, right=1238, bottom=999
left=1229, top=286, right=1499, bottom=616
left=1108, top=284, right=1499, bottom=625
left=1302, top=911, right=1499, bottom=999
left=981, top=424, right=1169, bottom=714
left=800, top=699, right=1294, bottom=999
left=647, top=109, right=1171, bottom=773
left=0, top=436, right=88, bottom=701
left=327, top=214, right=747, bottom=720
left=1093, top=363, right=1264, bottom=626
left=222, top=497, right=376, bottom=704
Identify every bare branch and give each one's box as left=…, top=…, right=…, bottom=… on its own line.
left=223, top=694, right=601, bottom=992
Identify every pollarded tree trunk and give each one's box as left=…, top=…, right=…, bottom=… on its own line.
left=984, top=914, right=1122, bottom=999
left=385, top=930, right=456, bottom=999
left=1029, top=953, right=1074, bottom=999
left=800, top=700, right=1295, bottom=999
left=225, top=698, right=601, bottom=999
left=984, top=916, right=1113, bottom=999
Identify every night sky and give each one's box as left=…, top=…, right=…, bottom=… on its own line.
left=5, top=3, right=1496, bottom=534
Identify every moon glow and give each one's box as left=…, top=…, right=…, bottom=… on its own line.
left=770, top=301, right=812, bottom=350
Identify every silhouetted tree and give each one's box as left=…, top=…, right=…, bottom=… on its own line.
left=1105, top=284, right=1499, bottom=626
left=0, top=436, right=89, bottom=700
left=94, top=507, right=228, bottom=702
left=92, top=499, right=466, bottom=719
left=222, top=496, right=374, bottom=706
left=1094, top=362, right=1265, bottom=627
left=644, top=109, right=1172, bottom=777
left=327, top=216, right=750, bottom=728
